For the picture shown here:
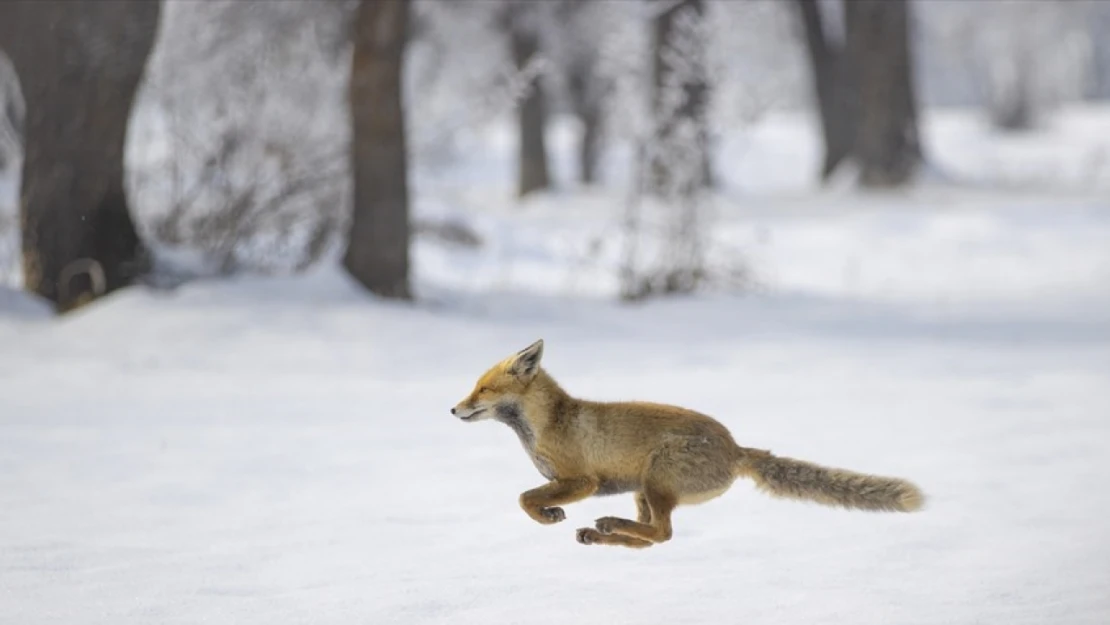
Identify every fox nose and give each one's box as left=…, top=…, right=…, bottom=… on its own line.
left=450, top=407, right=456, bottom=415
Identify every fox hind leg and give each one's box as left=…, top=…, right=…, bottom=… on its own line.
left=591, top=486, right=676, bottom=545
left=635, top=492, right=652, bottom=523
left=582, top=439, right=736, bottom=547
left=575, top=490, right=664, bottom=548
left=576, top=528, right=653, bottom=548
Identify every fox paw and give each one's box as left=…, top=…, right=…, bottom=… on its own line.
left=538, top=506, right=566, bottom=524
left=576, top=528, right=602, bottom=545
left=594, top=516, right=626, bottom=534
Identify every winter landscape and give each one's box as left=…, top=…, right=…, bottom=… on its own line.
left=1, top=1, right=1109, bottom=624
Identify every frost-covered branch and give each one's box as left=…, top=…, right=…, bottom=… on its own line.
left=127, top=0, right=355, bottom=276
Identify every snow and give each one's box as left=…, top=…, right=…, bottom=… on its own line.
left=2, top=106, right=1110, bottom=624
left=0, top=286, right=49, bottom=320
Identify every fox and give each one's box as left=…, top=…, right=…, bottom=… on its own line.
left=451, top=339, right=925, bottom=549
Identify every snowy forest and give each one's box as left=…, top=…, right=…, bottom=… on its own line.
left=1, top=0, right=1109, bottom=306
left=1, top=1, right=1108, bottom=624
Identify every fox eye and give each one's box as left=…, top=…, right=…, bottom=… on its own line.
left=478, top=386, right=490, bottom=394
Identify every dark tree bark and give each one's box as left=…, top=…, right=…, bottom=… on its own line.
left=987, top=68, right=1034, bottom=131
left=844, top=0, right=922, bottom=187
left=507, top=3, right=551, bottom=198
left=983, top=45, right=1035, bottom=132
left=559, top=0, right=606, bottom=186
left=794, top=0, right=921, bottom=187
left=795, top=0, right=858, bottom=180
left=0, top=0, right=160, bottom=312
left=567, top=53, right=603, bottom=185
left=343, top=0, right=411, bottom=299
left=649, top=0, right=711, bottom=195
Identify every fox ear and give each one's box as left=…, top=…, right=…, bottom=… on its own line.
left=509, top=339, right=544, bottom=381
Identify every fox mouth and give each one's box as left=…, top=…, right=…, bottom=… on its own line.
left=459, top=408, right=488, bottom=422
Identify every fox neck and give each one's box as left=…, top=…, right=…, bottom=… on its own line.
left=493, top=370, right=572, bottom=448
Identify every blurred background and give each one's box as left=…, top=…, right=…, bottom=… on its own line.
left=1, top=1, right=1108, bottom=624
left=1, top=0, right=1108, bottom=307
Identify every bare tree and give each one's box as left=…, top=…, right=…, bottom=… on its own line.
left=795, top=0, right=921, bottom=187
left=649, top=0, right=711, bottom=194
left=795, top=0, right=857, bottom=180
left=0, top=0, right=161, bottom=311
left=504, top=1, right=552, bottom=197
left=133, top=0, right=355, bottom=277
left=941, top=0, right=1092, bottom=131
left=556, top=0, right=609, bottom=185
left=846, top=0, right=921, bottom=187
left=619, top=0, right=714, bottom=300
left=343, top=0, right=412, bottom=299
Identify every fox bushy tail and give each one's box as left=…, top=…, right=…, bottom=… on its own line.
left=741, top=450, right=924, bottom=512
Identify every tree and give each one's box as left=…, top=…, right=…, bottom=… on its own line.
left=343, top=0, right=412, bottom=299
left=795, top=0, right=857, bottom=180
left=133, top=0, right=355, bottom=276
left=555, top=0, right=609, bottom=186
left=795, top=0, right=922, bottom=187
left=504, top=2, right=552, bottom=197
left=925, top=0, right=1094, bottom=131
left=0, top=0, right=161, bottom=311
left=649, top=0, right=712, bottom=195
left=846, top=0, right=921, bottom=187
left=619, top=0, right=713, bottom=301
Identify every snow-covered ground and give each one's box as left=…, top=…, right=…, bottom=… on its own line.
left=2, top=107, right=1110, bottom=624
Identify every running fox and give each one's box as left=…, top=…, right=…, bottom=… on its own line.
left=451, top=339, right=924, bottom=548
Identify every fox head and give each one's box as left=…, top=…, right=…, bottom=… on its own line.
left=452, top=339, right=544, bottom=422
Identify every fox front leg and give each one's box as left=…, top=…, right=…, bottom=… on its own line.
left=519, top=477, right=598, bottom=525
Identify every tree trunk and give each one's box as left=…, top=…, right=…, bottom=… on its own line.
left=795, top=0, right=857, bottom=180
left=578, top=104, right=602, bottom=185
left=343, top=0, right=411, bottom=300
left=567, top=58, right=603, bottom=186
left=844, top=0, right=922, bottom=187
left=649, top=0, right=711, bottom=195
left=0, top=0, right=160, bottom=312
left=508, top=4, right=551, bottom=198
left=985, top=48, right=1035, bottom=132
left=559, top=0, right=606, bottom=186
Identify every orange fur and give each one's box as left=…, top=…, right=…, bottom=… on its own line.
left=452, top=339, right=924, bottom=548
